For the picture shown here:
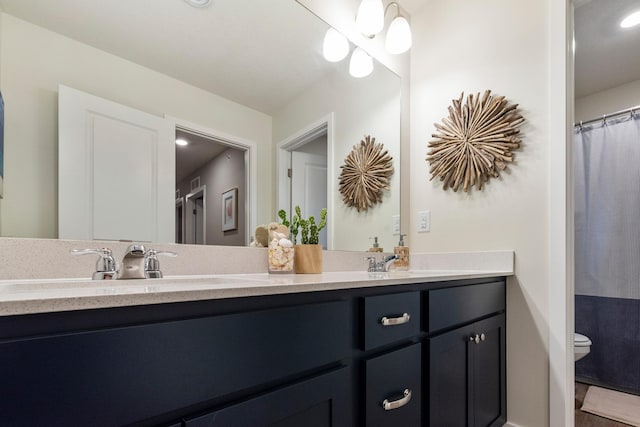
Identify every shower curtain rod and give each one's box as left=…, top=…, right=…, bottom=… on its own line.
left=574, top=105, right=640, bottom=129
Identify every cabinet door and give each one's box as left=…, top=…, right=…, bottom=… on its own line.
left=470, top=314, right=506, bottom=427
left=184, top=367, right=350, bottom=427
left=427, top=314, right=506, bottom=427
left=427, top=322, right=473, bottom=427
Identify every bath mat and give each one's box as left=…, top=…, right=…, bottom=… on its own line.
left=581, top=385, right=640, bottom=426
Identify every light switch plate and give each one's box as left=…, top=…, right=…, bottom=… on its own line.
left=392, top=215, right=400, bottom=235
left=417, top=210, right=430, bottom=233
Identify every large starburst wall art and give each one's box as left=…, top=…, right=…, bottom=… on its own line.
left=427, top=90, right=524, bottom=192
left=339, top=135, right=394, bottom=212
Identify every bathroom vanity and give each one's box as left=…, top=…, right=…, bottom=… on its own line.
left=0, top=272, right=507, bottom=427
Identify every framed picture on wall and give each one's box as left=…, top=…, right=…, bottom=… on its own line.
left=222, top=187, right=238, bottom=231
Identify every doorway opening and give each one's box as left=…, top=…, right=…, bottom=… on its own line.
left=173, top=122, right=255, bottom=246
left=277, top=114, right=333, bottom=249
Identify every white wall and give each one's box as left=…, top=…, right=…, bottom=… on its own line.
left=0, top=9, right=3, bottom=226
left=0, top=14, right=272, bottom=239
left=272, top=66, right=401, bottom=251
left=575, top=78, right=640, bottom=122
left=410, top=1, right=553, bottom=425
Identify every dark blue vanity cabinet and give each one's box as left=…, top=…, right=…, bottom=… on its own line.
left=0, top=277, right=506, bottom=426
left=426, top=281, right=507, bottom=427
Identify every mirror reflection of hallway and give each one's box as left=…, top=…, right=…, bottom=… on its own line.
left=175, top=129, right=246, bottom=246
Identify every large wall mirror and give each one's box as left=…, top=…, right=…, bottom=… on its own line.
left=0, top=0, right=401, bottom=252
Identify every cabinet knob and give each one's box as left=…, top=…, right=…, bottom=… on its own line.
left=468, top=333, right=486, bottom=344
left=380, top=313, right=411, bottom=326
left=382, top=388, right=412, bottom=411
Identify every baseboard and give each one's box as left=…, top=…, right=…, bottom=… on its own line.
left=503, top=423, right=524, bottom=427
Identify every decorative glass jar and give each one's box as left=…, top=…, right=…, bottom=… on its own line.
left=267, top=223, right=294, bottom=273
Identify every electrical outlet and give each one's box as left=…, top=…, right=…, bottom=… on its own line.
left=417, top=210, right=430, bottom=233
left=392, top=215, right=400, bottom=235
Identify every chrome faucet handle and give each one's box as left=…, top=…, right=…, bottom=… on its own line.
left=70, top=248, right=117, bottom=280
left=365, top=256, right=378, bottom=272
left=144, top=249, right=177, bottom=279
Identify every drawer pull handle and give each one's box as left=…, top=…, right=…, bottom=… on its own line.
left=380, top=313, right=411, bottom=326
left=382, top=388, right=412, bottom=411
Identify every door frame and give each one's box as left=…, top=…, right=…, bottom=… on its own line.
left=276, top=113, right=334, bottom=249
left=185, top=185, right=206, bottom=245
left=166, top=116, right=257, bottom=246
left=175, top=196, right=185, bottom=244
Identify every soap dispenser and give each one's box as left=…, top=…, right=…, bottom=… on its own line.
left=393, top=234, right=410, bottom=271
left=368, top=236, right=383, bottom=252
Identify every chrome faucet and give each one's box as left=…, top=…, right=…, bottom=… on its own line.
left=71, top=245, right=176, bottom=280
left=366, top=254, right=399, bottom=272
left=118, top=244, right=147, bottom=279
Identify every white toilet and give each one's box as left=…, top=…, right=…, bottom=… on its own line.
left=574, top=333, right=592, bottom=361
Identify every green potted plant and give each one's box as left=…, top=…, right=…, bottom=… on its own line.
left=280, top=206, right=326, bottom=274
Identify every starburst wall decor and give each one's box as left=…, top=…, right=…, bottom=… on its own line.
left=427, top=90, right=524, bottom=192
left=339, top=135, right=394, bottom=212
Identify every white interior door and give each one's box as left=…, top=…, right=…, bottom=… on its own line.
left=291, top=151, right=327, bottom=248
left=58, top=85, right=174, bottom=243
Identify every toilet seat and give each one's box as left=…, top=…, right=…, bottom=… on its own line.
left=574, top=333, right=592, bottom=347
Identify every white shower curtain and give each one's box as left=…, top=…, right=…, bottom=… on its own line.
left=574, top=115, right=640, bottom=300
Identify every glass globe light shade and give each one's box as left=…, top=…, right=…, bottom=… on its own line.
left=355, top=0, right=384, bottom=36
left=323, top=28, right=350, bottom=62
left=385, top=16, right=412, bottom=54
left=620, top=10, right=640, bottom=28
left=349, top=47, right=374, bottom=78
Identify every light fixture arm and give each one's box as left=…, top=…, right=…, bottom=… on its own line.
left=384, top=2, right=402, bottom=19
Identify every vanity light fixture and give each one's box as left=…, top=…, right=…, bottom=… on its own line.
left=349, top=47, right=374, bottom=78
left=620, top=10, right=640, bottom=29
left=354, top=0, right=412, bottom=54
left=355, top=0, right=385, bottom=37
left=176, top=138, right=189, bottom=146
left=385, top=3, right=412, bottom=54
left=323, top=28, right=350, bottom=62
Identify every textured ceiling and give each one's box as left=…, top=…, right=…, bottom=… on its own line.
left=575, top=0, right=640, bottom=98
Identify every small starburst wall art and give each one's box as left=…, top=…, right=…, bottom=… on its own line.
left=339, top=135, right=394, bottom=212
left=427, top=91, right=524, bottom=192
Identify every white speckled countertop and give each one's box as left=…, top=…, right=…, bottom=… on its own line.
left=0, top=238, right=514, bottom=316
left=0, top=269, right=513, bottom=316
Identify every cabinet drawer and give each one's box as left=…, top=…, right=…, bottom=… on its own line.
left=362, top=291, right=420, bottom=350
left=364, top=343, right=421, bottom=427
left=425, top=281, right=505, bottom=333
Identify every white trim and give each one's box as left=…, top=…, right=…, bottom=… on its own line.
left=276, top=113, right=335, bottom=250
left=165, top=115, right=257, bottom=247
left=175, top=197, right=185, bottom=244
left=548, top=0, right=574, bottom=426
left=185, top=185, right=206, bottom=245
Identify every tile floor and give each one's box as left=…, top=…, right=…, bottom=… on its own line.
left=575, top=382, right=633, bottom=427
